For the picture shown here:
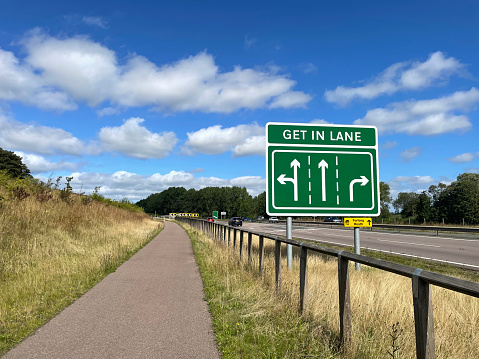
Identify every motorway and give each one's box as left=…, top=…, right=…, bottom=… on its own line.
left=239, top=221, right=479, bottom=270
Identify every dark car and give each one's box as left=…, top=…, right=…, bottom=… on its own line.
left=324, top=216, right=341, bottom=223
left=207, top=217, right=214, bottom=222
left=229, top=217, right=242, bottom=226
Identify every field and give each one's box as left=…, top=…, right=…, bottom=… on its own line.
left=185, top=223, right=479, bottom=358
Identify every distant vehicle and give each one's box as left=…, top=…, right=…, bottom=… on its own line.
left=229, top=217, right=242, bottom=226
left=257, top=216, right=264, bottom=221
left=324, top=216, right=341, bottom=223
left=269, top=216, right=279, bottom=223
left=207, top=217, right=214, bottom=222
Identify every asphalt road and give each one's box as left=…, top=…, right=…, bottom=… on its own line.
left=3, top=221, right=220, bottom=359
left=241, top=222, right=479, bottom=270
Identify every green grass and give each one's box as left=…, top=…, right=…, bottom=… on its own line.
left=186, top=225, right=339, bottom=358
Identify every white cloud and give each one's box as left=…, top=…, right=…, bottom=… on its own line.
left=98, top=117, right=178, bottom=159
left=354, top=88, right=478, bottom=135
left=60, top=170, right=266, bottom=202
left=269, top=91, right=312, bottom=109
left=300, top=62, right=317, bottom=75
left=14, top=151, right=80, bottom=173
left=244, top=35, right=257, bottom=49
left=0, top=113, right=92, bottom=155
left=400, top=146, right=421, bottom=162
left=0, top=48, right=76, bottom=111
left=382, top=141, right=397, bottom=150
left=232, top=135, right=266, bottom=157
left=1, top=30, right=310, bottom=113
left=310, top=119, right=331, bottom=124
left=183, top=123, right=264, bottom=155
left=325, top=52, right=466, bottom=105
left=97, top=107, right=121, bottom=117
left=447, top=152, right=479, bottom=164
left=82, top=16, right=108, bottom=29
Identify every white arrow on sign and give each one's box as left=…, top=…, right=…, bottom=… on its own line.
left=277, top=159, right=300, bottom=201
left=349, top=175, right=369, bottom=202
left=318, top=159, right=328, bottom=201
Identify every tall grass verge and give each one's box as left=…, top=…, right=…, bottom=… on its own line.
left=0, top=191, right=162, bottom=355
left=184, top=223, right=479, bottom=358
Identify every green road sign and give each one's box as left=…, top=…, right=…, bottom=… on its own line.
left=212, top=211, right=218, bottom=219
left=266, top=122, right=380, bottom=217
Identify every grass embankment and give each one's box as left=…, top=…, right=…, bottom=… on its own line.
left=0, top=180, right=161, bottom=355
left=184, top=223, right=479, bottom=358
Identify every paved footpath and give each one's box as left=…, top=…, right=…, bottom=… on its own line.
left=3, top=221, right=220, bottom=359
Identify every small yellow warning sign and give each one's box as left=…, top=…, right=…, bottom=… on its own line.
left=344, top=218, right=373, bottom=227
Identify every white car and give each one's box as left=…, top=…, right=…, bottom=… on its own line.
left=269, top=217, right=279, bottom=223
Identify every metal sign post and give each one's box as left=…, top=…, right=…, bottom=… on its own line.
left=286, top=217, right=293, bottom=270
left=354, top=227, right=361, bottom=271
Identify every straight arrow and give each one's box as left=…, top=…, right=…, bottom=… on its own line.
left=318, top=159, right=328, bottom=201
left=349, top=175, right=369, bottom=202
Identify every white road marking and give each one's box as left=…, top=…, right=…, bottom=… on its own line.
left=375, top=238, right=441, bottom=248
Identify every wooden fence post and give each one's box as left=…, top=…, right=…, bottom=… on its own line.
left=248, top=232, right=253, bottom=268
left=338, top=251, right=352, bottom=348
left=412, top=269, right=436, bottom=359
left=259, top=235, right=264, bottom=277
left=275, top=239, right=282, bottom=294
left=224, top=226, right=227, bottom=244
left=233, top=229, right=237, bottom=250
left=299, top=244, right=308, bottom=315
left=239, top=231, right=244, bottom=260
left=228, top=226, right=231, bottom=246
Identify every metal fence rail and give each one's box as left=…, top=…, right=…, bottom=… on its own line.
left=178, top=218, right=479, bottom=359
left=278, top=220, right=479, bottom=236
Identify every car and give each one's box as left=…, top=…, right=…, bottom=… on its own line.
left=324, top=216, right=342, bottom=223
left=207, top=217, right=214, bottom=222
left=269, top=216, right=279, bottom=223
left=229, top=217, right=242, bottom=226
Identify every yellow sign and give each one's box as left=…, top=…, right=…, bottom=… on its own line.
left=344, top=218, right=372, bottom=227
left=169, top=213, right=199, bottom=218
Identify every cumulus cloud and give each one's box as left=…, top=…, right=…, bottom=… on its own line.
left=0, top=30, right=311, bottom=113
left=325, top=52, right=466, bottom=105
left=183, top=123, right=264, bottom=155
left=354, top=88, right=478, bottom=135
left=232, top=135, right=266, bottom=157
left=98, top=117, right=178, bottom=159
left=14, top=151, right=80, bottom=173
left=60, top=170, right=266, bottom=202
left=310, top=119, right=331, bottom=124
left=0, top=113, right=93, bottom=155
left=0, top=48, right=76, bottom=110
left=400, top=146, right=421, bottom=162
left=447, top=152, right=479, bottom=164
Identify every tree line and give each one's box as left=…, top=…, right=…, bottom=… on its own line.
left=392, top=173, right=479, bottom=225
left=136, top=186, right=266, bottom=219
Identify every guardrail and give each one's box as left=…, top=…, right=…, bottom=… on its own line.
left=177, top=217, right=479, bottom=359
left=269, top=220, right=479, bottom=236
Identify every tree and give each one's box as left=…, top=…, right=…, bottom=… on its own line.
left=438, top=173, right=479, bottom=225
left=0, top=147, right=31, bottom=179
left=379, top=181, right=392, bottom=219
left=416, top=191, right=432, bottom=223
left=393, top=192, right=420, bottom=218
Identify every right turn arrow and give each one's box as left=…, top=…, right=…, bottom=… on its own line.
left=349, top=176, right=369, bottom=202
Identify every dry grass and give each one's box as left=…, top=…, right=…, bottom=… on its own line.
left=190, top=224, right=479, bottom=358
left=0, top=193, right=161, bottom=354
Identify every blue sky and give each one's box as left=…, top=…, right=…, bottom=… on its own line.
left=1, top=0, right=479, bottom=202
